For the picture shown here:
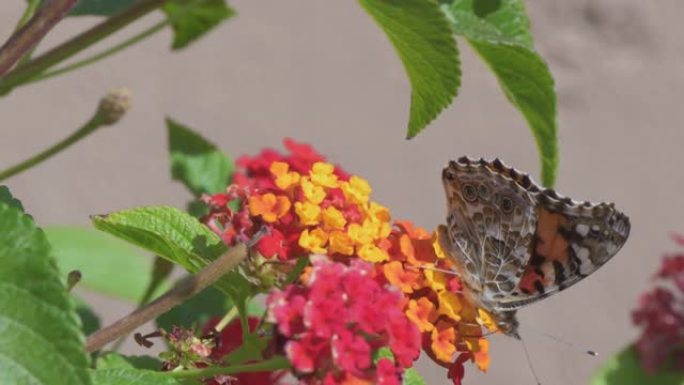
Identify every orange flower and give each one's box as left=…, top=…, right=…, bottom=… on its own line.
left=248, top=193, right=291, bottom=223
left=270, top=161, right=300, bottom=190
left=431, top=325, right=457, bottom=363
left=471, top=338, right=490, bottom=372
left=383, top=261, right=421, bottom=293
left=437, top=291, right=464, bottom=321
left=329, top=231, right=354, bottom=255
left=321, top=206, right=346, bottom=230
left=406, top=297, right=436, bottom=332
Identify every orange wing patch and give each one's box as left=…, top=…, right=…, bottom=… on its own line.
left=534, top=208, right=570, bottom=263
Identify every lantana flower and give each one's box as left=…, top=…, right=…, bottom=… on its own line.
left=199, top=139, right=496, bottom=384
left=632, top=234, right=684, bottom=373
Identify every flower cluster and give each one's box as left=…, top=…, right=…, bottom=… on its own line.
left=632, top=235, right=684, bottom=373
left=201, top=139, right=495, bottom=384
left=268, top=259, right=419, bottom=384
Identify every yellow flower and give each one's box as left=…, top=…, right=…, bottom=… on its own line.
left=358, top=243, right=389, bottom=263
left=348, top=223, right=375, bottom=245
left=294, top=201, right=321, bottom=226
left=298, top=228, right=328, bottom=254
left=270, top=161, right=300, bottom=190
left=437, top=291, right=463, bottom=321
left=328, top=231, right=354, bottom=255
left=432, top=229, right=448, bottom=260
left=341, top=175, right=371, bottom=204
left=478, top=308, right=499, bottom=333
left=310, top=162, right=338, bottom=188
left=366, top=201, right=390, bottom=223
left=423, top=268, right=450, bottom=293
left=248, top=193, right=291, bottom=223
left=300, top=177, right=326, bottom=204
left=321, top=206, right=346, bottom=230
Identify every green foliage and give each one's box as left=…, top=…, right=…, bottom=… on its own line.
left=91, top=206, right=255, bottom=302
left=46, top=226, right=167, bottom=302
left=359, top=0, right=461, bottom=138
left=74, top=296, right=102, bottom=335
left=592, top=346, right=684, bottom=385
left=441, top=0, right=558, bottom=186
left=96, top=353, right=163, bottom=371
left=163, top=0, right=236, bottom=50
left=69, top=0, right=137, bottom=16
left=90, top=368, right=179, bottom=385
left=0, top=189, right=91, bottom=385
left=0, top=185, right=24, bottom=211
left=403, top=368, right=428, bottom=385
left=156, top=286, right=231, bottom=330
left=167, top=118, right=234, bottom=196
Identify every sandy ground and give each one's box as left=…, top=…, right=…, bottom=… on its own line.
left=2, top=1, right=684, bottom=384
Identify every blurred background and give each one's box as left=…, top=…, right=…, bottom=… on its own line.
left=1, top=1, right=683, bottom=384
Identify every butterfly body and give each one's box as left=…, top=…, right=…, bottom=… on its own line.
left=439, top=157, right=630, bottom=339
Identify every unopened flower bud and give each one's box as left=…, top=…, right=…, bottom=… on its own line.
left=97, top=88, right=131, bottom=125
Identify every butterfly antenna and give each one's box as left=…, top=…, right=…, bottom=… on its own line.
left=520, top=336, right=542, bottom=385
left=537, top=331, right=599, bottom=357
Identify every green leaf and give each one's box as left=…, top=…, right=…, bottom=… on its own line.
left=70, top=0, right=137, bottom=16
left=96, top=352, right=162, bottom=371
left=403, top=368, right=428, bottom=385
left=167, top=118, right=234, bottom=196
left=0, top=191, right=91, bottom=385
left=442, top=0, right=558, bottom=187
left=591, top=346, right=684, bottom=385
left=156, top=286, right=231, bottom=330
left=0, top=185, right=24, bottom=211
left=46, top=226, right=168, bottom=302
left=162, top=0, right=236, bottom=50
left=74, top=296, right=102, bottom=335
left=91, top=368, right=180, bottom=385
left=359, top=0, right=460, bottom=138
left=92, top=206, right=255, bottom=302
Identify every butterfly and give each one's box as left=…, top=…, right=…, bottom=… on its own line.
left=438, top=157, right=630, bottom=339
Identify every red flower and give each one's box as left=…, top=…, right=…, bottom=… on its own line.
left=632, top=234, right=684, bottom=373
left=266, top=260, right=420, bottom=384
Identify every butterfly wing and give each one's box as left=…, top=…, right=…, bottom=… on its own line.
left=441, top=157, right=538, bottom=309
left=441, top=157, right=630, bottom=313
left=495, top=188, right=630, bottom=311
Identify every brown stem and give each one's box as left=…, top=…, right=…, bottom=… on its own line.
left=85, top=244, right=248, bottom=352
left=0, top=0, right=165, bottom=93
left=0, top=0, right=77, bottom=77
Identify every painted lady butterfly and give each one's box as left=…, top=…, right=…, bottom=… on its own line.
left=438, top=157, right=630, bottom=339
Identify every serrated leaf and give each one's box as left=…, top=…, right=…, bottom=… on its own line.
left=442, top=0, right=558, bottom=187
left=0, top=191, right=91, bottom=385
left=69, top=0, right=137, bottom=16
left=163, top=0, right=236, bottom=50
left=91, top=368, right=180, bottom=385
left=591, top=346, right=684, bottom=385
left=46, top=226, right=168, bottom=302
left=92, top=206, right=255, bottom=302
left=0, top=185, right=24, bottom=211
left=359, top=0, right=460, bottom=138
left=167, top=118, right=234, bottom=196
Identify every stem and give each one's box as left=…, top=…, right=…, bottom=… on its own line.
left=167, top=356, right=290, bottom=380
left=14, top=0, right=42, bottom=31
left=0, top=0, right=165, bottom=94
left=0, top=115, right=103, bottom=182
left=85, top=244, right=248, bottom=353
left=30, top=20, right=169, bottom=84
left=0, top=0, right=78, bottom=77
left=214, top=306, right=239, bottom=333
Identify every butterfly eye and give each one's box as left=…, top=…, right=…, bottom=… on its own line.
left=462, top=184, right=478, bottom=202
left=501, top=196, right=514, bottom=213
